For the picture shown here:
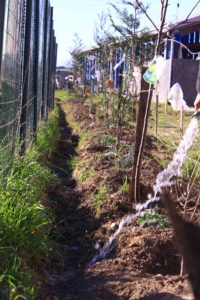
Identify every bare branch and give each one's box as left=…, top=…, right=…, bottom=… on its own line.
left=185, top=0, right=200, bottom=21
left=161, top=0, right=165, bottom=20
left=155, top=0, right=169, bottom=55
left=122, top=0, right=134, bottom=7
left=169, top=0, right=200, bottom=33
left=135, top=0, right=159, bottom=31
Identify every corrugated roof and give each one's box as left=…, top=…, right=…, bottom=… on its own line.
left=169, top=15, right=200, bottom=35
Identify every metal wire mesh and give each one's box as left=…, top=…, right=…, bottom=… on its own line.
left=0, top=0, right=57, bottom=171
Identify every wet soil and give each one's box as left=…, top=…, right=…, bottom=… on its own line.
left=41, top=98, right=195, bottom=300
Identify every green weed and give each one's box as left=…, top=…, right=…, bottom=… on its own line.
left=92, top=185, right=107, bottom=211
left=79, top=132, right=90, bottom=149
left=79, top=169, right=96, bottom=183
left=35, top=106, right=61, bottom=160
left=66, top=115, right=89, bottom=150
left=111, top=201, right=118, bottom=212
left=116, top=152, right=133, bottom=169
left=120, top=176, right=129, bottom=193
left=101, top=134, right=116, bottom=145
left=138, top=210, right=170, bottom=228
left=55, top=90, right=74, bottom=101
left=67, top=156, right=78, bottom=172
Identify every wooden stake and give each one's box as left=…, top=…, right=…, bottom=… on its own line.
left=180, top=256, right=185, bottom=276
left=165, top=97, right=168, bottom=115
left=175, top=92, right=179, bottom=115
left=180, top=106, right=183, bottom=138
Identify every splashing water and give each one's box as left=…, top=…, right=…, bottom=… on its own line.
left=88, top=214, right=138, bottom=266
left=136, top=117, right=199, bottom=211
left=89, top=118, right=199, bottom=266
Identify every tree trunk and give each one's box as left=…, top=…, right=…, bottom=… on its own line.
left=129, top=0, right=168, bottom=204
left=130, top=71, right=153, bottom=204
left=116, top=69, right=124, bottom=150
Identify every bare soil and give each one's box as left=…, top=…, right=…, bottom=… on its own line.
left=41, top=98, right=195, bottom=300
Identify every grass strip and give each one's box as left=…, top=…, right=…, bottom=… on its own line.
left=0, top=106, right=60, bottom=299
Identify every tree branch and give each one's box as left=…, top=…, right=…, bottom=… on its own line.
left=108, top=10, right=128, bottom=38
left=169, top=0, right=200, bottom=33
left=155, top=0, right=169, bottom=55
left=135, top=0, right=159, bottom=32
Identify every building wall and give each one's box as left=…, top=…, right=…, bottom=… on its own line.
left=171, top=58, right=199, bottom=106
left=154, top=58, right=199, bottom=107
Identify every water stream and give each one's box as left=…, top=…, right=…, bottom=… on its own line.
left=89, top=117, right=199, bottom=266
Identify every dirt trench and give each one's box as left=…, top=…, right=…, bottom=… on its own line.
left=41, top=100, right=110, bottom=299
left=40, top=99, right=193, bottom=300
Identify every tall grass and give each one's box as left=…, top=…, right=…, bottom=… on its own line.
left=55, top=90, right=74, bottom=101
left=0, top=106, right=60, bottom=299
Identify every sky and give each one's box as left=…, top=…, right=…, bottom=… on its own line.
left=50, top=0, right=200, bottom=66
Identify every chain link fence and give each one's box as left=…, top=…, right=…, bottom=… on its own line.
left=0, top=0, right=57, bottom=172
